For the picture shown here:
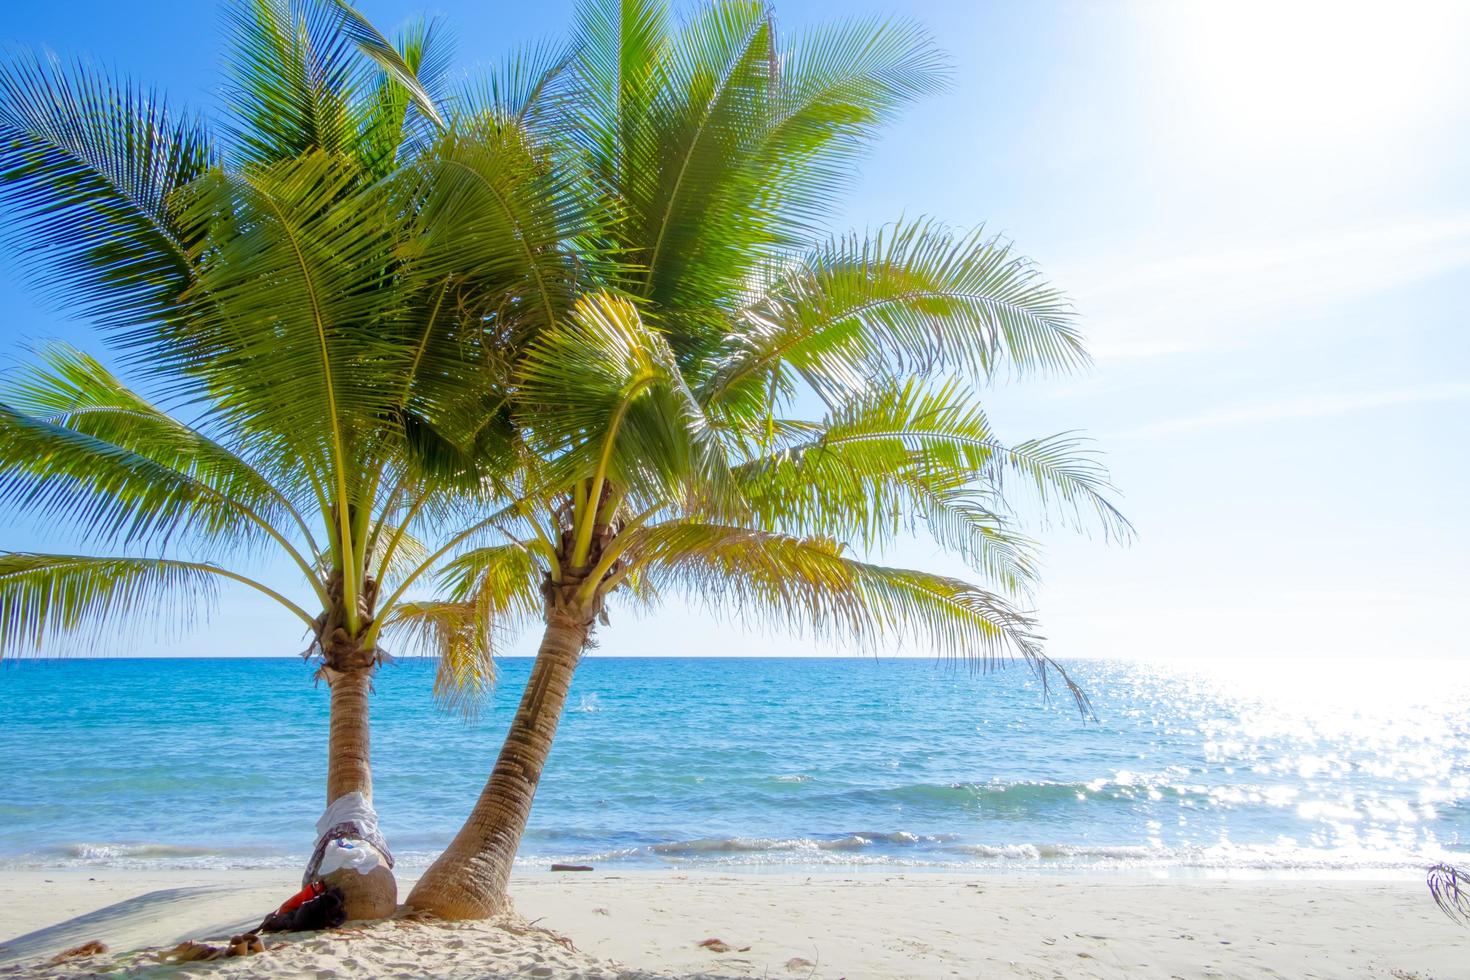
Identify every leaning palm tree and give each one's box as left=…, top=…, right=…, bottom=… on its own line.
left=0, top=0, right=590, bottom=917
left=403, top=0, right=1132, bottom=919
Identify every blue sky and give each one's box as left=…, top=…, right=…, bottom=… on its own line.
left=4, top=0, right=1467, bottom=662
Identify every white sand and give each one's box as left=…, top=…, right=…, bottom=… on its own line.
left=1, top=868, right=1466, bottom=978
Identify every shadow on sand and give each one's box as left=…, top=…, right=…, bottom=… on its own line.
left=0, top=884, right=268, bottom=968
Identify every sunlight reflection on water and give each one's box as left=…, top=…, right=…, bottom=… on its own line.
left=1, top=656, right=1465, bottom=876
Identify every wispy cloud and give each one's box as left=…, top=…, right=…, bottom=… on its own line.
left=1060, top=215, right=1470, bottom=361
left=1115, top=382, right=1470, bottom=439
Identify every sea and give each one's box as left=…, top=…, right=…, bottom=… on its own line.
left=1, top=656, right=1466, bottom=878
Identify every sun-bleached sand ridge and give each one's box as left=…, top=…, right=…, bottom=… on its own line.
left=2, top=869, right=1467, bottom=978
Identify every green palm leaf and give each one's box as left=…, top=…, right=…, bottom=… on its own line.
left=630, top=522, right=1088, bottom=712
left=0, top=49, right=212, bottom=332
left=436, top=543, right=544, bottom=614
left=568, top=0, right=670, bottom=188
left=329, top=1, right=448, bottom=130
left=0, top=405, right=268, bottom=554
left=0, top=553, right=220, bottom=656
left=983, top=432, right=1133, bottom=542
left=174, top=153, right=409, bottom=478
left=381, top=600, right=496, bottom=717
left=381, top=542, right=543, bottom=715
left=223, top=0, right=364, bottom=167
left=8, top=345, right=310, bottom=532
left=749, top=17, right=946, bottom=231
left=705, top=221, right=1088, bottom=404
left=727, top=379, right=1129, bottom=548
left=456, top=40, right=575, bottom=132
left=917, top=488, right=1042, bottom=599
left=410, top=121, right=599, bottom=341
left=515, top=292, right=736, bottom=509
left=354, top=16, right=455, bottom=177
left=630, top=1, right=774, bottom=316
left=731, top=379, right=990, bottom=542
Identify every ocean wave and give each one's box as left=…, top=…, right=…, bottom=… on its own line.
left=827, top=778, right=1262, bottom=813
left=646, top=830, right=962, bottom=856
left=528, top=835, right=1470, bottom=874
left=0, top=842, right=306, bottom=871
left=0, top=842, right=452, bottom=872
left=64, top=843, right=226, bottom=860
left=8, top=835, right=1466, bottom=877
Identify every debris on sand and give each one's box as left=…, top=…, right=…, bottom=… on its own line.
left=159, top=933, right=266, bottom=963
left=46, top=942, right=107, bottom=966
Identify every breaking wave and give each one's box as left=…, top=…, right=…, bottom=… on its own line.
left=532, top=836, right=1468, bottom=873
left=9, top=834, right=1464, bottom=877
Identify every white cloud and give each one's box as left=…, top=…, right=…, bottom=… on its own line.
left=1114, top=382, right=1470, bottom=440
left=1060, top=214, right=1470, bottom=361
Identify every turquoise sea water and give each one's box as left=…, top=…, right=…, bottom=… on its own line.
left=1, top=657, right=1466, bottom=876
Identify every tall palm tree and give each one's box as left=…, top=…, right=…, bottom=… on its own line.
left=403, top=0, right=1133, bottom=919
left=0, top=0, right=590, bottom=917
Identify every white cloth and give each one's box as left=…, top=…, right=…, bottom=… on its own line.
left=305, top=791, right=391, bottom=882
left=317, top=838, right=383, bottom=876
left=316, top=791, right=381, bottom=842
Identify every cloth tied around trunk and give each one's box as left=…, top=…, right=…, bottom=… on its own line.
left=302, top=791, right=394, bottom=885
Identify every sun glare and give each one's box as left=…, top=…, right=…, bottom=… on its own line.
left=1156, top=0, right=1466, bottom=151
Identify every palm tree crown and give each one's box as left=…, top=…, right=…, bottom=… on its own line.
left=402, top=0, right=1132, bottom=919
left=0, top=0, right=1133, bottom=925
left=0, top=0, right=595, bottom=916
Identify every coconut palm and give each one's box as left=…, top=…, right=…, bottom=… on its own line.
left=0, top=0, right=592, bottom=917
left=402, top=0, right=1133, bottom=919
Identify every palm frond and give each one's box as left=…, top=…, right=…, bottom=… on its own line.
left=410, top=121, right=601, bottom=341
left=983, top=432, right=1133, bottom=542
left=705, top=221, right=1088, bottom=404
left=366, top=517, right=430, bottom=586
left=0, top=399, right=280, bottom=555
left=380, top=599, right=495, bottom=717
left=436, top=543, right=544, bottom=614
left=7, top=345, right=308, bottom=539
left=380, top=542, right=543, bottom=715
left=748, top=17, right=946, bottom=232
left=628, top=0, right=775, bottom=320
left=354, top=15, right=455, bottom=176
left=726, top=380, right=997, bottom=546
left=515, top=292, right=737, bottom=508
left=647, top=14, right=948, bottom=336
left=1428, top=863, right=1470, bottom=927
left=0, top=552, right=219, bottom=656
left=328, top=0, right=447, bottom=129
left=918, top=488, right=1041, bottom=598
left=855, top=562, right=1089, bottom=713
left=172, top=151, right=412, bottom=490
left=631, top=522, right=1088, bottom=713
left=222, top=0, right=364, bottom=167
left=0, top=49, right=212, bottom=332
left=722, top=379, right=1129, bottom=544
left=568, top=0, right=670, bottom=187
left=456, top=40, right=576, bottom=132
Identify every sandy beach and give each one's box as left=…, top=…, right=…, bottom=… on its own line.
left=2, top=869, right=1466, bottom=978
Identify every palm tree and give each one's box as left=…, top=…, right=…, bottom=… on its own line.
left=403, top=0, right=1133, bottom=919
left=0, top=0, right=588, bottom=917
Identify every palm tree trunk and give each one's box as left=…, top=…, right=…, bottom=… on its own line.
left=327, top=666, right=374, bottom=802
left=405, top=612, right=588, bottom=919
left=320, top=665, right=398, bottom=919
